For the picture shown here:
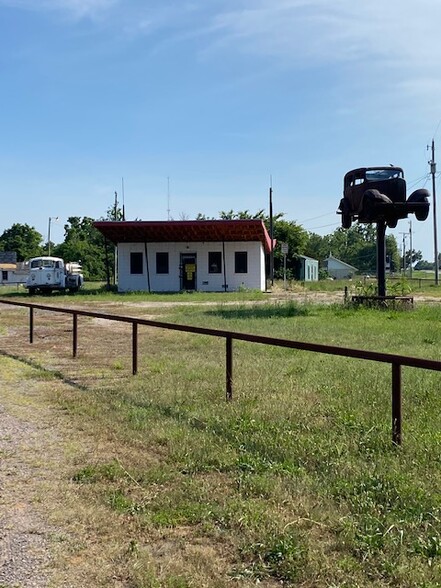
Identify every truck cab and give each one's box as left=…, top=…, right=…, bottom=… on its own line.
left=25, top=256, right=83, bottom=295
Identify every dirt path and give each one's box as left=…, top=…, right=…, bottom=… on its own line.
left=0, top=409, right=52, bottom=587
left=0, top=356, right=110, bottom=588
left=0, top=358, right=67, bottom=587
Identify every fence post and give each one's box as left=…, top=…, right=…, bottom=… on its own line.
left=29, top=306, right=34, bottom=344
left=392, top=362, right=402, bottom=446
left=132, top=322, right=138, bottom=375
left=73, top=313, right=78, bottom=358
left=226, top=335, right=233, bottom=401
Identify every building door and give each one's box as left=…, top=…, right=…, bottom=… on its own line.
left=181, top=253, right=197, bottom=290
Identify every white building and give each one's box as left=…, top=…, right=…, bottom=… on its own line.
left=94, top=220, right=272, bottom=293
left=0, top=262, right=29, bottom=286
left=323, top=254, right=358, bottom=280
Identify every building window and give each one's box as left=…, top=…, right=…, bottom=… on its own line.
left=208, top=252, right=222, bottom=273
left=130, top=252, right=143, bottom=274
left=156, top=252, right=169, bottom=274
left=2, top=271, right=8, bottom=281
left=235, top=251, right=248, bottom=273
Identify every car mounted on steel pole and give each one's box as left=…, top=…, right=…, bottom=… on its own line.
left=337, top=166, right=430, bottom=300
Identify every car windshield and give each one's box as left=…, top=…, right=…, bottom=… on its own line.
left=366, top=169, right=403, bottom=181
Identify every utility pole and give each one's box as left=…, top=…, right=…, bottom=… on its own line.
left=113, top=191, right=118, bottom=285
left=47, top=216, right=58, bottom=256
left=409, top=220, right=413, bottom=280
left=429, top=140, right=439, bottom=285
left=269, top=179, right=274, bottom=287
left=400, top=232, right=408, bottom=276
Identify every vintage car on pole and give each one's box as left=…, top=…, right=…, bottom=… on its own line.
left=338, top=166, right=430, bottom=229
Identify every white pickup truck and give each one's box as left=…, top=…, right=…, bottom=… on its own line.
left=25, top=256, right=84, bottom=295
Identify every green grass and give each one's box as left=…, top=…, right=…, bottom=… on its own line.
left=3, top=292, right=441, bottom=586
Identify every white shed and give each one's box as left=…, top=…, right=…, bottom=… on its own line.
left=94, top=220, right=272, bottom=293
left=323, top=254, right=358, bottom=280
left=296, top=255, right=319, bottom=282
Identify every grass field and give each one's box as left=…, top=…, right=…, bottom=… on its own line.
left=1, top=288, right=441, bottom=586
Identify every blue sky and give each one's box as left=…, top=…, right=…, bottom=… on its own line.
left=1, top=0, right=441, bottom=260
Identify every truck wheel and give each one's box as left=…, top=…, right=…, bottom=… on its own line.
left=69, top=287, right=79, bottom=293
left=28, top=287, right=36, bottom=296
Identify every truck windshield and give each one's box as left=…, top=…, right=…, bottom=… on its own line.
left=30, top=259, right=56, bottom=269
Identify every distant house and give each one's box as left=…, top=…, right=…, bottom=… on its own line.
left=323, top=254, right=358, bottom=279
left=0, top=262, right=29, bottom=285
left=295, top=255, right=319, bottom=282
left=93, top=220, right=272, bottom=293
left=0, top=263, right=16, bottom=284
left=0, top=252, right=29, bottom=285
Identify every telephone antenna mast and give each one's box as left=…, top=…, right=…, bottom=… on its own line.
left=167, top=176, right=171, bottom=221
left=122, top=177, right=126, bottom=221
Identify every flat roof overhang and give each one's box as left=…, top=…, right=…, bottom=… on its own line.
left=93, top=220, right=272, bottom=253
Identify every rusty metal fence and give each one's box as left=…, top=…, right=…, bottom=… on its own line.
left=1, top=298, right=441, bottom=447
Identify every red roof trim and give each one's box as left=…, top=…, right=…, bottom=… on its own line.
left=93, top=220, right=272, bottom=253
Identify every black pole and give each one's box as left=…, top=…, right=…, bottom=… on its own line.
left=104, top=238, right=111, bottom=290
left=392, top=362, right=402, bottom=446
left=269, top=186, right=274, bottom=287
left=226, top=336, right=233, bottom=401
left=377, top=221, right=387, bottom=297
left=222, top=241, right=227, bottom=292
left=144, top=242, right=151, bottom=293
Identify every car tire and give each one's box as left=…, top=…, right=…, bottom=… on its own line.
left=407, top=188, right=429, bottom=203
left=339, top=198, right=352, bottom=229
left=408, top=188, right=430, bottom=221
left=342, top=213, right=351, bottom=229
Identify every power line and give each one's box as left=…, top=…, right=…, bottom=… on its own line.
left=305, top=221, right=340, bottom=231
left=407, top=173, right=430, bottom=190
left=298, top=211, right=336, bottom=224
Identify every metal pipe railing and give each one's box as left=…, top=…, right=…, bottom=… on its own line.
left=2, top=298, right=441, bottom=446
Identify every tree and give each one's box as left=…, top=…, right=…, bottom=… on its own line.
left=414, top=259, right=434, bottom=270
left=304, top=232, right=330, bottom=262
left=304, top=224, right=400, bottom=275
left=106, top=192, right=125, bottom=221
left=53, top=217, right=109, bottom=281
left=272, top=219, right=308, bottom=278
left=0, top=223, right=43, bottom=261
left=195, top=209, right=307, bottom=279
left=404, top=249, right=423, bottom=269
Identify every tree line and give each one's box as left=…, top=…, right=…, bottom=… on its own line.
left=0, top=207, right=424, bottom=281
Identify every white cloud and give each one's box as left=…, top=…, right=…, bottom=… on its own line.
left=0, top=0, right=117, bottom=20
left=206, top=0, right=441, bottom=70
